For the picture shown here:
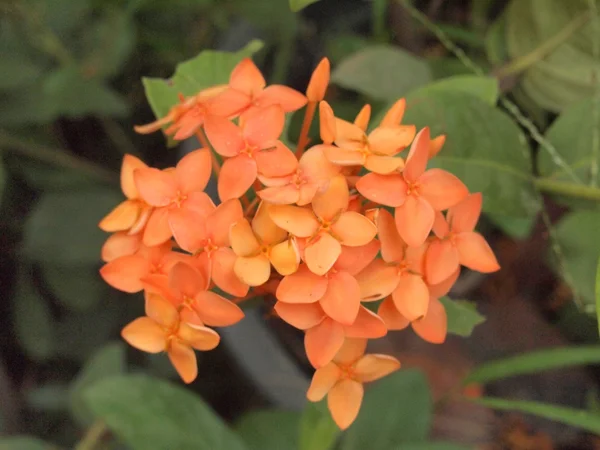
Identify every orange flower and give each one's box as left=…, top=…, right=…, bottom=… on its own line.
left=306, top=338, right=400, bottom=429
left=356, top=127, right=468, bottom=247
left=230, top=202, right=300, bottom=286
left=134, top=148, right=214, bottom=246
left=425, top=193, right=500, bottom=284
left=204, top=105, right=297, bottom=201
left=322, top=100, right=416, bottom=174
left=134, top=85, right=249, bottom=141
left=356, top=209, right=429, bottom=321
left=319, top=101, right=336, bottom=144
left=229, top=58, right=307, bottom=117
left=143, top=261, right=244, bottom=328
left=101, top=231, right=143, bottom=262
left=306, top=57, right=330, bottom=103
left=269, top=175, right=377, bottom=275
left=121, top=293, right=220, bottom=383
left=99, top=154, right=152, bottom=235
left=257, top=145, right=340, bottom=205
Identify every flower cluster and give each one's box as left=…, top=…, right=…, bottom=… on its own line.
left=99, top=56, right=500, bottom=429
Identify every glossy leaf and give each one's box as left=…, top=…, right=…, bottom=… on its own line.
left=465, top=345, right=600, bottom=385
left=289, top=0, right=321, bottom=12
left=440, top=297, right=486, bottom=338
left=341, top=370, right=431, bottom=449
left=84, top=374, right=247, bottom=450
left=332, top=45, right=432, bottom=100
left=236, top=410, right=300, bottom=450
left=299, top=400, right=339, bottom=450
left=413, top=75, right=499, bottom=105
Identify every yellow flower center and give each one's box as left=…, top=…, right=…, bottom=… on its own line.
left=172, top=190, right=188, bottom=208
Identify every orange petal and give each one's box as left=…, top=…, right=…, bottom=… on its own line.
left=204, top=115, right=244, bottom=157
left=455, top=232, right=500, bottom=273
left=419, top=168, right=469, bottom=211
left=194, top=291, right=244, bottom=327
left=319, top=101, right=336, bottom=144
left=301, top=145, right=341, bottom=182
left=100, top=254, right=150, bottom=293
left=178, top=322, right=220, bottom=351
left=343, top=306, right=387, bottom=338
left=99, top=200, right=142, bottom=232
left=122, top=317, right=165, bottom=353
left=363, top=155, right=405, bottom=174
left=429, top=134, right=446, bottom=158
left=392, top=274, right=429, bottom=321
left=368, top=125, right=415, bottom=156
left=447, top=192, right=482, bottom=233
left=175, top=148, right=212, bottom=194
left=356, top=173, right=407, bottom=207
left=169, top=261, right=208, bottom=298
left=354, top=104, right=371, bottom=131
left=269, top=205, right=319, bottom=237
left=182, top=191, right=216, bottom=217
left=333, top=338, right=367, bottom=365
left=334, top=240, right=380, bottom=276
left=207, top=199, right=243, bottom=247
left=258, top=184, right=300, bottom=205
left=145, top=293, right=179, bottom=328
left=230, top=218, right=260, bottom=256
left=432, top=211, right=450, bottom=238
left=323, top=145, right=365, bottom=166
left=121, top=154, right=148, bottom=199
left=395, top=195, right=434, bottom=247
left=206, top=87, right=250, bottom=118
left=252, top=202, right=288, bottom=244
left=218, top=155, right=257, bottom=201
left=276, top=264, right=328, bottom=303
left=355, top=258, right=399, bottom=301
left=412, top=297, right=447, bottom=344
left=305, top=318, right=345, bottom=368
left=353, top=354, right=401, bottom=382
left=425, top=239, right=460, bottom=285
left=327, top=379, right=364, bottom=430
left=168, top=341, right=198, bottom=384
left=143, top=208, right=172, bottom=246
left=243, top=105, right=285, bottom=146
left=229, top=58, right=266, bottom=96
left=333, top=118, right=364, bottom=150
left=101, top=231, right=142, bottom=262
left=255, top=140, right=298, bottom=177
left=377, top=296, right=410, bottom=330
left=312, top=175, right=349, bottom=222
left=305, top=233, right=342, bottom=276
left=134, top=168, right=176, bottom=207
left=319, top=271, right=361, bottom=325
left=211, top=248, right=250, bottom=297
left=270, top=239, right=300, bottom=276
left=234, top=254, right=271, bottom=286
left=274, top=301, right=326, bottom=329
left=428, top=267, right=460, bottom=298
left=307, top=362, right=341, bottom=402
left=375, top=208, right=405, bottom=263
left=306, top=57, right=330, bottom=102
left=331, top=211, right=377, bottom=247
left=379, top=98, right=406, bottom=127
left=256, top=85, right=307, bottom=112
left=402, top=127, right=430, bottom=183
left=168, top=209, right=208, bottom=253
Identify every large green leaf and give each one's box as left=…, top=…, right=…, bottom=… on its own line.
left=464, top=346, right=600, bottom=384
left=440, top=297, right=486, bottom=337
left=554, top=210, right=600, bottom=306
left=402, top=89, right=540, bottom=218
left=413, top=75, right=499, bottom=105
left=289, top=0, right=321, bottom=12
left=469, top=397, right=600, bottom=435
left=299, top=400, right=339, bottom=450
left=341, top=370, right=431, bottom=449
left=0, top=437, right=54, bottom=450
left=235, top=410, right=300, bottom=450
left=22, top=188, right=122, bottom=265
left=84, top=374, right=247, bottom=450
left=0, top=53, right=42, bottom=90
left=332, top=45, right=432, bottom=101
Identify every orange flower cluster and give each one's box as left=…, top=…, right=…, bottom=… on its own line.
left=99, top=56, right=500, bottom=429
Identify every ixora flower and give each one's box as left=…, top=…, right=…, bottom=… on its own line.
left=97, top=52, right=500, bottom=429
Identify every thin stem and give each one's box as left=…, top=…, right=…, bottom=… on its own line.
left=244, top=196, right=260, bottom=216
left=74, top=420, right=108, bottom=450
left=534, top=177, right=600, bottom=201
left=296, top=102, right=317, bottom=158
left=372, top=0, right=388, bottom=41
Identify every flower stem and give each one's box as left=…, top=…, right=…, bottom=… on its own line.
left=74, top=420, right=107, bottom=450
left=296, top=101, right=317, bottom=158
left=534, top=177, right=600, bottom=201
left=244, top=196, right=260, bottom=216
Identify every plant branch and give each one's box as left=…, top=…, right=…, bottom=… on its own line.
left=534, top=177, right=600, bottom=201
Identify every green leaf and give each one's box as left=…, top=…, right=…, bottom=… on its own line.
left=289, top=0, right=321, bottom=12
left=332, top=45, right=432, bottom=101
left=440, top=297, right=486, bottom=337
left=299, top=401, right=339, bottom=450
left=12, top=268, right=55, bottom=361
left=25, top=383, right=69, bottom=412
left=402, top=90, right=540, bottom=218
left=236, top=410, right=300, bottom=450
left=41, top=265, right=107, bottom=311
left=597, top=255, right=600, bottom=336
left=554, top=210, right=600, bottom=306
left=464, top=345, right=600, bottom=385
left=325, top=34, right=370, bottom=66
left=0, top=437, right=54, bottom=450
left=23, top=188, right=122, bottom=265
left=341, top=370, right=431, bottom=449
left=69, top=342, right=126, bottom=426
left=414, top=75, right=499, bottom=105
left=84, top=374, right=247, bottom=450
left=0, top=53, right=41, bottom=90
left=486, top=213, right=536, bottom=240
left=396, top=444, right=472, bottom=450
left=469, top=396, right=600, bottom=435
